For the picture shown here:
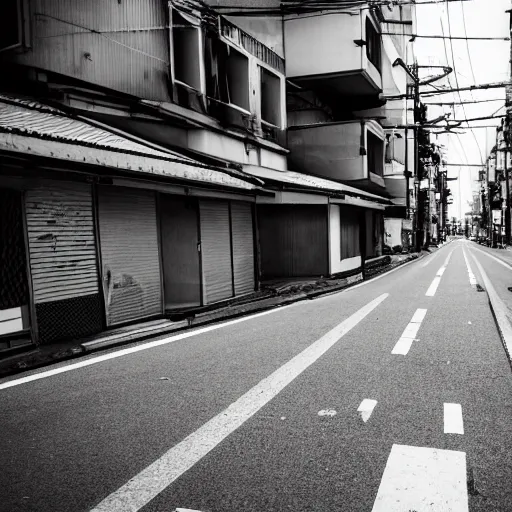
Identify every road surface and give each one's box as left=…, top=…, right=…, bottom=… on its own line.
left=1, top=239, right=512, bottom=512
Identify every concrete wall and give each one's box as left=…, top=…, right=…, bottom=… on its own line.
left=329, top=205, right=362, bottom=274
left=288, top=122, right=365, bottom=180
left=284, top=13, right=362, bottom=78
left=188, top=129, right=287, bottom=170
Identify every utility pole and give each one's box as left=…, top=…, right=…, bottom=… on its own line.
left=487, top=156, right=492, bottom=245
left=506, top=146, right=510, bottom=245
left=413, top=62, right=422, bottom=251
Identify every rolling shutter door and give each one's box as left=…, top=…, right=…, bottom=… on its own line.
left=25, top=182, right=98, bottom=304
left=199, top=200, right=233, bottom=304
left=25, top=181, right=103, bottom=343
left=231, top=202, right=255, bottom=296
left=98, top=187, right=162, bottom=326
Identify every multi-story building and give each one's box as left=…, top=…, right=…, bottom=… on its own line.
left=0, top=0, right=416, bottom=352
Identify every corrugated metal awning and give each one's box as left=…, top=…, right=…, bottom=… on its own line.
left=243, top=165, right=392, bottom=204
left=0, top=94, right=259, bottom=191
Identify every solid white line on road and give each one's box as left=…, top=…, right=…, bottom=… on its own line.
left=468, top=250, right=512, bottom=361
left=392, top=308, right=427, bottom=355
left=371, top=444, right=469, bottom=512
left=0, top=305, right=297, bottom=391
left=436, top=266, right=446, bottom=276
left=444, top=403, right=464, bottom=435
left=90, top=294, right=389, bottom=512
left=357, top=399, right=377, bottom=423
left=471, top=246, right=512, bottom=270
left=462, top=248, right=477, bottom=287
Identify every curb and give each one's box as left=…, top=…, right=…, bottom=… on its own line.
left=0, top=247, right=442, bottom=379
left=469, top=250, right=512, bottom=370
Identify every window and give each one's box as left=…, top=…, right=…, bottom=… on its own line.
left=367, top=131, right=384, bottom=177
left=224, top=46, right=249, bottom=110
left=204, top=38, right=250, bottom=111
left=340, top=209, right=360, bottom=259
left=260, top=67, right=281, bottom=127
left=0, top=0, right=24, bottom=52
left=365, top=18, right=381, bottom=72
left=171, top=10, right=201, bottom=90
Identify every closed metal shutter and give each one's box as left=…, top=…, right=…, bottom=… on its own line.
left=231, top=202, right=255, bottom=296
left=25, top=182, right=99, bottom=304
left=199, top=200, right=233, bottom=304
left=98, top=186, right=162, bottom=326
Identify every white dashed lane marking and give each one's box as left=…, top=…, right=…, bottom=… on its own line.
left=426, top=250, right=454, bottom=297
left=357, top=399, right=377, bottom=423
left=444, top=403, right=464, bottom=435
left=392, top=309, right=427, bottom=355
left=371, top=444, right=469, bottom=512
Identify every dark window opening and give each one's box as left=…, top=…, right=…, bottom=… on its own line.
left=204, top=37, right=250, bottom=111
left=172, top=11, right=201, bottom=90
left=367, top=131, right=384, bottom=177
left=365, top=18, right=381, bottom=72
left=224, top=46, right=249, bottom=110
left=260, top=67, right=281, bottom=127
left=0, top=0, right=22, bottom=52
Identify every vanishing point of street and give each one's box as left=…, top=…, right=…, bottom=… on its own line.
left=2, top=239, right=512, bottom=512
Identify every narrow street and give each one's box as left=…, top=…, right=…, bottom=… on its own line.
left=2, top=240, right=512, bottom=512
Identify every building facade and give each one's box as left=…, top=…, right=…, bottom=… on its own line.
left=0, top=0, right=417, bottom=352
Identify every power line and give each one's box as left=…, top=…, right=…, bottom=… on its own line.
left=420, top=82, right=510, bottom=97
left=445, top=0, right=484, bottom=165
left=383, top=32, right=509, bottom=41
left=422, top=98, right=505, bottom=105
left=460, top=0, right=477, bottom=85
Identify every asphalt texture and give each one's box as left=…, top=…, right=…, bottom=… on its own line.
left=1, top=240, right=512, bottom=512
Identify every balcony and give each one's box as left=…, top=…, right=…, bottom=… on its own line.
left=287, top=120, right=386, bottom=192
left=284, top=11, right=383, bottom=97
left=384, top=175, right=408, bottom=206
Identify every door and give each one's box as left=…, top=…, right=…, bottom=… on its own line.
left=98, top=186, right=162, bottom=326
left=231, top=202, right=255, bottom=296
left=199, top=200, right=233, bottom=304
left=160, top=195, right=201, bottom=309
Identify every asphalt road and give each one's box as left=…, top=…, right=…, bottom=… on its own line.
left=1, top=239, right=512, bottom=512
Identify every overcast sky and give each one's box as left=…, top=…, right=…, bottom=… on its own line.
left=414, top=0, right=510, bottom=220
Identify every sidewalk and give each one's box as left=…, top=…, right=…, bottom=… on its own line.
left=0, top=248, right=442, bottom=379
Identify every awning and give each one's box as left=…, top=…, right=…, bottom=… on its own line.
left=0, top=94, right=258, bottom=191
left=243, top=165, right=392, bottom=204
